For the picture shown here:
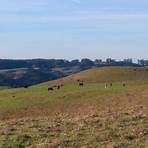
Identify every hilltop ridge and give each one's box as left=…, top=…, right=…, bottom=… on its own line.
left=44, top=66, right=148, bottom=86
left=0, top=59, right=145, bottom=87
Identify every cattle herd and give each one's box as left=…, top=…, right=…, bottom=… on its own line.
left=11, top=80, right=126, bottom=99
left=105, top=82, right=126, bottom=88
left=47, top=80, right=126, bottom=91
left=48, top=84, right=65, bottom=91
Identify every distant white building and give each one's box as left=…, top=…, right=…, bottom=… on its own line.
left=123, top=59, right=133, bottom=64
left=94, top=59, right=103, bottom=65
left=138, top=59, right=148, bottom=66
left=106, top=58, right=116, bottom=64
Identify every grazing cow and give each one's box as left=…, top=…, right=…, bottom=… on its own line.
left=24, top=85, right=29, bottom=88
left=48, top=87, right=54, bottom=91
left=60, top=84, right=64, bottom=87
left=110, top=83, right=113, bottom=87
left=105, top=83, right=108, bottom=88
left=79, top=82, right=84, bottom=86
left=123, top=83, right=126, bottom=87
left=57, top=85, right=60, bottom=90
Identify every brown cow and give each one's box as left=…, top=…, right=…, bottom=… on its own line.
left=60, top=84, right=64, bottom=87
left=53, top=85, right=57, bottom=88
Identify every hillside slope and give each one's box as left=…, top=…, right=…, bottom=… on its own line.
left=0, top=67, right=147, bottom=147
left=0, top=68, right=65, bottom=87
left=44, top=66, right=148, bottom=85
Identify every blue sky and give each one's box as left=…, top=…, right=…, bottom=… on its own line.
left=0, top=0, right=148, bottom=60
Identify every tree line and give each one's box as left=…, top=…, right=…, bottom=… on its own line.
left=0, top=58, right=142, bottom=70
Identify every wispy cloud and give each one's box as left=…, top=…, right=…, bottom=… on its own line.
left=71, top=0, right=81, bottom=4
left=46, top=12, right=148, bottom=21
left=1, top=12, right=148, bottom=24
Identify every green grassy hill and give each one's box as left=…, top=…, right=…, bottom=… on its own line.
left=0, top=67, right=147, bottom=147
left=46, top=66, right=148, bottom=84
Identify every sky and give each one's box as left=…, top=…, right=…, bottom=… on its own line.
left=0, top=0, right=148, bottom=60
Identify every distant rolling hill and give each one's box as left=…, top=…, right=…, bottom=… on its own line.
left=0, top=68, right=65, bottom=87
left=0, top=66, right=81, bottom=87
left=44, top=66, right=148, bottom=85
left=0, top=59, right=142, bottom=87
left=0, top=66, right=147, bottom=88
left=0, top=59, right=83, bottom=87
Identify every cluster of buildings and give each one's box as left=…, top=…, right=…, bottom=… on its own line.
left=94, top=58, right=148, bottom=66
left=138, top=59, right=148, bottom=66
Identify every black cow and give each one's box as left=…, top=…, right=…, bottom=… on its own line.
left=24, top=85, right=29, bottom=88
left=57, top=85, right=60, bottom=90
left=123, top=83, right=126, bottom=87
left=48, top=87, right=54, bottom=91
left=79, top=82, right=84, bottom=86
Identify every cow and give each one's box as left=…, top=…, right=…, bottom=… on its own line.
left=53, top=85, right=57, bottom=88
left=24, top=85, right=29, bottom=88
left=77, top=79, right=81, bottom=82
left=79, top=82, right=84, bottom=86
left=110, top=83, right=113, bottom=87
left=57, top=85, right=60, bottom=90
left=105, top=83, right=108, bottom=88
left=60, top=84, right=64, bottom=87
left=48, top=87, right=54, bottom=91
left=123, top=83, right=126, bottom=87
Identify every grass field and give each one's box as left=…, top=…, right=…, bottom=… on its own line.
left=0, top=67, right=148, bottom=147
